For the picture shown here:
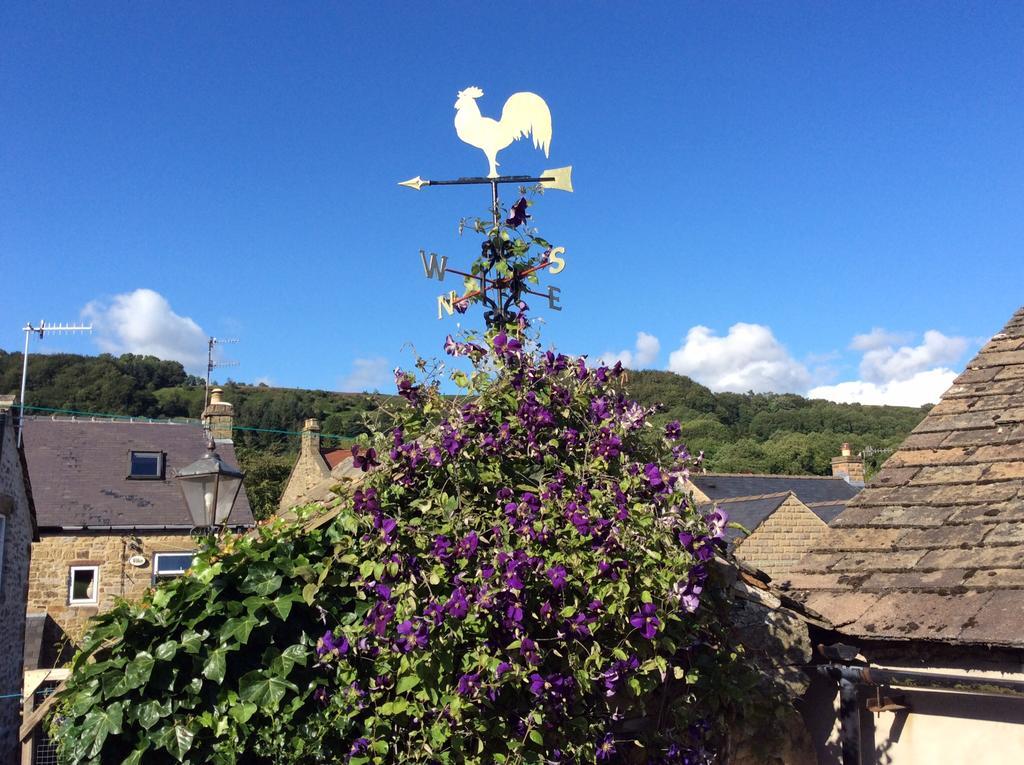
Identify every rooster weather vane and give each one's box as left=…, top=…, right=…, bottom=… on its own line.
left=400, top=86, right=573, bottom=328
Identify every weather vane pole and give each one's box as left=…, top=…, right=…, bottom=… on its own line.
left=400, top=86, right=573, bottom=328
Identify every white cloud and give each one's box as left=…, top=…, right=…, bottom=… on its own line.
left=809, top=368, right=957, bottom=407
left=849, top=328, right=914, bottom=352
left=810, top=329, right=971, bottom=406
left=339, top=357, right=392, bottom=392
left=858, top=330, right=968, bottom=384
left=666, top=323, right=811, bottom=393
left=82, top=288, right=207, bottom=372
left=598, top=331, right=660, bottom=369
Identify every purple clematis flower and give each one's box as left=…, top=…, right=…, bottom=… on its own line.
left=705, top=507, right=729, bottom=540
left=546, top=564, right=568, bottom=590
left=316, top=629, right=349, bottom=658
left=352, top=446, right=380, bottom=472
left=456, top=671, right=481, bottom=696
left=596, top=732, right=617, bottom=761
left=629, top=602, right=661, bottom=639
left=644, top=462, right=664, bottom=488
left=506, top=197, right=530, bottom=227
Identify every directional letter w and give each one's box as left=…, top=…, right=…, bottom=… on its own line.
left=420, top=250, right=448, bottom=281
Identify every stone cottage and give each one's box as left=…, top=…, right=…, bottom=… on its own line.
left=0, top=399, right=36, bottom=765
left=784, top=305, right=1024, bottom=763
left=20, top=394, right=254, bottom=653
left=689, top=466, right=862, bottom=579
left=278, top=418, right=361, bottom=511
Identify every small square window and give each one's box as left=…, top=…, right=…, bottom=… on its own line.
left=153, top=552, right=195, bottom=581
left=69, top=566, right=98, bottom=605
left=129, top=451, right=164, bottom=479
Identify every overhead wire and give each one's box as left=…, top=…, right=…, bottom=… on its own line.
left=17, top=404, right=358, bottom=443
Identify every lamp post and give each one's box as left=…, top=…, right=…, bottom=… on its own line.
left=177, top=438, right=245, bottom=530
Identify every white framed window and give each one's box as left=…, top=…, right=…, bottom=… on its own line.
left=69, top=565, right=99, bottom=605
left=128, top=451, right=165, bottom=480
left=153, top=552, right=196, bottom=581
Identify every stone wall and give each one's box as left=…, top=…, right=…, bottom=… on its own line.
left=734, top=495, right=829, bottom=579
left=0, top=411, right=33, bottom=765
left=27, top=531, right=196, bottom=652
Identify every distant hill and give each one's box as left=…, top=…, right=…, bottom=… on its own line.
left=626, top=369, right=927, bottom=476
left=1, top=350, right=929, bottom=517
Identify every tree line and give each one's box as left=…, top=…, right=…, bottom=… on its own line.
left=0, top=350, right=928, bottom=517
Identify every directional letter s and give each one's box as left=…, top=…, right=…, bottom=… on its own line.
left=547, top=247, right=566, bottom=275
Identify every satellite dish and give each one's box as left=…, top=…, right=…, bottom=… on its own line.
left=128, top=555, right=147, bottom=567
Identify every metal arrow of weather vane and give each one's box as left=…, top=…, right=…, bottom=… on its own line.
left=399, top=86, right=573, bottom=328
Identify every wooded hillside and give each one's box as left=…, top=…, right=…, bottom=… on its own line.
left=1, top=350, right=929, bottom=517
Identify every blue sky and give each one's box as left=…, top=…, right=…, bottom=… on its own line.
left=2, top=2, right=1022, bottom=406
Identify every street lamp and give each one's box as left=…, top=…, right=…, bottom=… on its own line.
left=177, top=438, right=245, bottom=529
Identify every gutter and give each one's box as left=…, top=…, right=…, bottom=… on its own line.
left=814, top=643, right=1024, bottom=765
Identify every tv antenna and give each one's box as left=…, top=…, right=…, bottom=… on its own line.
left=205, top=337, right=240, bottom=409
left=18, top=320, right=93, bottom=446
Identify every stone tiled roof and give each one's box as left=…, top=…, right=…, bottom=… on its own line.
left=21, top=418, right=255, bottom=529
left=782, top=306, right=1024, bottom=648
left=691, top=473, right=860, bottom=505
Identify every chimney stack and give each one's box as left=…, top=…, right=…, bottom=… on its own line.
left=301, top=417, right=321, bottom=457
left=831, top=442, right=865, bottom=486
left=278, top=418, right=331, bottom=511
left=202, top=387, right=235, bottom=442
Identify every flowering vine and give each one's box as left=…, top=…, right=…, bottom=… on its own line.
left=50, top=204, right=782, bottom=765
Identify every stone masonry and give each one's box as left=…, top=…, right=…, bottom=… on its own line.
left=27, top=531, right=196, bottom=649
left=279, top=418, right=331, bottom=511
left=830, top=442, right=865, bottom=484
left=0, top=406, right=33, bottom=765
left=733, top=494, right=829, bottom=580
left=203, top=387, right=235, bottom=442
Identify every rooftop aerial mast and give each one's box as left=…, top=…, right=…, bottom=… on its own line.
left=205, top=337, right=239, bottom=410
left=18, top=320, right=93, bottom=446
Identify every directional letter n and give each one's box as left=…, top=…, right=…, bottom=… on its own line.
left=421, top=250, right=448, bottom=281
left=437, top=291, right=458, bottom=320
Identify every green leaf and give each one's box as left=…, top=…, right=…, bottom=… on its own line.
left=154, top=640, right=179, bottom=662
left=121, top=745, right=150, bottom=765
left=301, top=582, right=318, bottom=606
left=240, top=561, right=282, bottom=596
left=239, top=671, right=296, bottom=712
left=203, top=649, right=227, bottom=683
left=528, top=729, right=544, bottom=745
left=228, top=701, right=258, bottom=723
left=165, top=723, right=195, bottom=762
left=270, top=593, right=297, bottom=620
left=82, top=702, right=123, bottom=759
left=136, top=698, right=171, bottom=730
left=123, top=652, right=155, bottom=691
left=396, top=675, right=420, bottom=694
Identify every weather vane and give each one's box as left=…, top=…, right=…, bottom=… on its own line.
left=400, top=86, right=573, bottom=328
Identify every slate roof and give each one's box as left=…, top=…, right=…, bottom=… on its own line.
left=782, top=306, right=1024, bottom=648
left=691, top=473, right=860, bottom=505
left=699, top=493, right=789, bottom=543
left=21, top=417, right=255, bottom=529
